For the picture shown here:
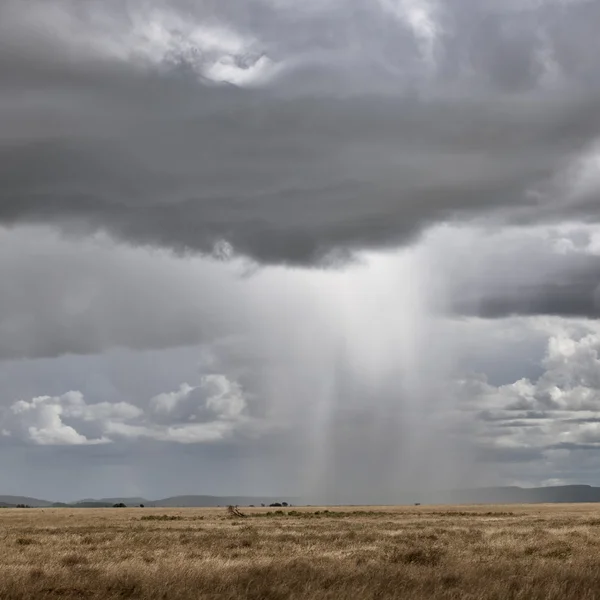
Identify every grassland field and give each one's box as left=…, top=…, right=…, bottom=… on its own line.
left=2, top=503, right=600, bottom=599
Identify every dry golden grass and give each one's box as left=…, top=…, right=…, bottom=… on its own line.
left=3, top=504, right=600, bottom=599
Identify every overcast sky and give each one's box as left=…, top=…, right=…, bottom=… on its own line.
left=2, top=0, right=600, bottom=502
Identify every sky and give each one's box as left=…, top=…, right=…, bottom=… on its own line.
left=1, top=0, right=600, bottom=503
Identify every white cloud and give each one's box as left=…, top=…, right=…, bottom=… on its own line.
left=150, top=375, right=247, bottom=421
left=7, top=392, right=109, bottom=446
left=453, top=324, right=600, bottom=462
left=2, top=375, right=252, bottom=446
left=151, top=383, right=195, bottom=415
left=202, top=375, right=247, bottom=419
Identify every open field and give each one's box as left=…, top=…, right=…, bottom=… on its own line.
left=3, top=505, right=600, bottom=599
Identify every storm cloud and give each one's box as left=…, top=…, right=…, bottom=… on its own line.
left=433, top=224, right=600, bottom=319
left=2, top=0, right=600, bottom=264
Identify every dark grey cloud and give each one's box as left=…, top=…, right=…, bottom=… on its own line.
left=475, top=445, right=545, bottom=464
left=477, top=410, right=550, bottom=423
left=464, top=280, right=600, bottom=319
left=426, top=225, right=600, bottom=319
left=0, top=227, right=256, bottom=360
left=1, top=224, right=389, bottom=360
left=2, top=0, right=600, bottom=264
left=452, top=258, right=600, bottom=319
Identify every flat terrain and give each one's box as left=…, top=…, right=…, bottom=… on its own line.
left=2, top=504, right=600, bottom=599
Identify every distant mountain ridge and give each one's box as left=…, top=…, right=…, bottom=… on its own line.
left=0, top=496, right=54, bottom=507
left=5, top=486, right=600, bottom=508
left=0, top=494, right=297, bottom=508
left=431, top=485, right=600, bottom=505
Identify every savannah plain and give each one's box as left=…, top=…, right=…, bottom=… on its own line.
left=2, top=504, right=600, bottom=599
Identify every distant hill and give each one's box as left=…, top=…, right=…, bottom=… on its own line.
left=0, top=494, right=296, bottom=508
left=65, top=495, right=294, bottom=507
left=152, top=495, right=296, bottom=507
left=0, top=495, right=53, bottom=507
left=74, top=495, right=296, bottom=507
left=6, top=486, right=600, bottom=508
left=78, top=497, right=149, bottom=506
left=430, top=485, right=600, bottom=505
